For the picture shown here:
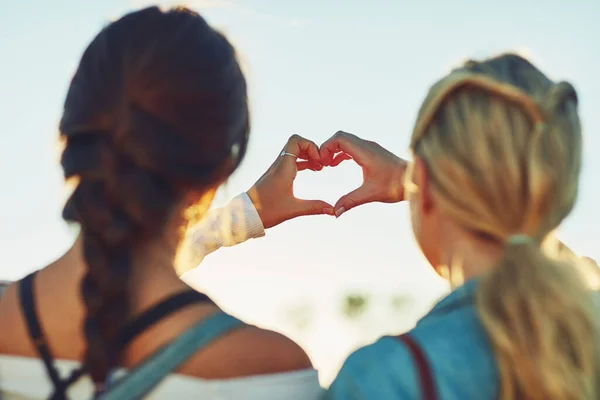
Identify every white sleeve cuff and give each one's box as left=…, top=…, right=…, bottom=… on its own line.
left=222, top=192, right=266, bottom=245
left=176, top=192, right=265, bottom=275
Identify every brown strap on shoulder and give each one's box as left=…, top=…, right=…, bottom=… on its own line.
left=398, top=334, right=437, bottom=400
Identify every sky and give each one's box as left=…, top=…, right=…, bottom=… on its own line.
left=1, top=0, right=599, bottom=382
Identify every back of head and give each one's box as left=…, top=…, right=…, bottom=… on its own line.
left=410, top=53, right=598, bottom=399
left=59, top=6, right=249, bottom=387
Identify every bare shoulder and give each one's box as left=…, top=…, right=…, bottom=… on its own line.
left=238, top=325, right=313, bottom=372
left=0, top=280, right=11, bottom=297
left=0, top=281, right=30, bottom=354
left=181, top=323, right=313, bottom=379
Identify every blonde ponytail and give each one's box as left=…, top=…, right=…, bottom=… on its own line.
left=409, top=53, right=598, bottom=399
left=476, top=237, right=599, bottom=399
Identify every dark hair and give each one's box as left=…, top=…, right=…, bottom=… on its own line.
left=59, top=6, right=249, bottom=386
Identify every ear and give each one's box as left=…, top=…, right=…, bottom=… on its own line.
left=413, top=157, right=435, bottom=216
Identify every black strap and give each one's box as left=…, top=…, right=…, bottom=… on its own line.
left=18, top=272, right=211, bottom=398
left=62, top=291, right=211, bottom=390
left=114, top=290, right=211, bottom=350
left=19, top=271, right=67, bottom=399
left=398, top=334, right=437, bottom=400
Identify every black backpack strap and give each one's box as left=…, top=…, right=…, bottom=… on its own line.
left=398, top=334, right=437, bottom=400
left=18, top=271, right=67, bottom=399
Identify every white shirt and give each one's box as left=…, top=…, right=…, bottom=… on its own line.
left=0, top=356, right=323, bottom=399
left=176, top=192, right=266, bottom=276
left=0, top=193, right=324, bottom=399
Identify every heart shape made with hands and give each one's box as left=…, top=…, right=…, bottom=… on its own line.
left=293, top=157, right=361, bottom=215
left=249, top=132, right=405, bottom=229
left=300, top=131, right=405, bottom=216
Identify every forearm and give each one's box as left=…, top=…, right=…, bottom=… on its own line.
left=175, top=192, right=265, bottom=276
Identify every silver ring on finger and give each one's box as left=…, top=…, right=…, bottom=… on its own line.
left=280, top=150, right=298, bottom=158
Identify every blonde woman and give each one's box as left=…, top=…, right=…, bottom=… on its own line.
left=323, top=53, right=599, bottom=399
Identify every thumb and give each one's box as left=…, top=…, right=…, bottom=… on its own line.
left=334, top=185, right=374, bottom=218
left=293, top=199, right=335, bottom=217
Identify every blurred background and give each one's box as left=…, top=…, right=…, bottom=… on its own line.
left=1, top=0, right=598, bottom=385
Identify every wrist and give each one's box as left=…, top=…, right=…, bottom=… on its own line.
left=391, top=156, right=407, bottom=202
left=246, top=188, right=272, bottom=229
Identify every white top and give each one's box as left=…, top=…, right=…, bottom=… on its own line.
left=0, top=193, right=325, bottom=399
left=0, top=356, right=322, bottom=400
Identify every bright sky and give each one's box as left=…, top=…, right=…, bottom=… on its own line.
left=1, top=0, right=599, bottom=383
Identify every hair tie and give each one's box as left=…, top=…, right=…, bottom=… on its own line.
left=535, top=122, right=547, bottom=134
left=506, top=234, right=533, bottom=245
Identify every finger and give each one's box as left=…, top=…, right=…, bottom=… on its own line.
left=320, top=131, right=367, bottom=166
left=292, top=199, right=335, bottom=217
left=296, top=160, right=323, bottom=172
left=296, top=161, right=311, bottom=171
left=330, top=152, right=353, bottom=167
left=273, top=135, right=321, bottom=177
left=333, top=185, right=377, bottom=217
left=285, top=134, right=321, bottom=164
left=268, top=135, right=314, bottom=177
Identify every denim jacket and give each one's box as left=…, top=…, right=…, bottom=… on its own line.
left=326, top=279, right=499, bottom=399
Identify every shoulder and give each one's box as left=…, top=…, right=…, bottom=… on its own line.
left=328, top=305, right=498, bottom=399
left=182, top=321, right=314, bottom=379
left=233, top=325, right=314, bottom=374
left=0, top=280, right=30, bottom=354
left=406, top=305, right=499, bottom=398
left=327, top=337, right=421, bottom=399
left=0, top=280, right=10, bottom=297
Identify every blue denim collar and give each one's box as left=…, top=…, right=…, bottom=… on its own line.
left=426, top=278, right=479, bottom=318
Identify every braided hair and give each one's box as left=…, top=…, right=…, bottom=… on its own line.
left=59, top=6, right=249, bottom=387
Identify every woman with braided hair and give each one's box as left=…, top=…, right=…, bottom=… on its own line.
left=0, top=5, right=326, bottom=400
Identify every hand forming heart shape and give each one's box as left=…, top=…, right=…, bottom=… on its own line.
left=319, top=131, right=407, bottom=217
left=247, top=132, right=407, bottom=229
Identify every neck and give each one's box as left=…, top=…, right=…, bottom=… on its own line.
left=54, top=234, right=187, bottom=315
left=439, top=233, right=504, bottom=288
